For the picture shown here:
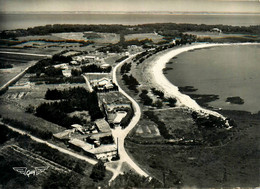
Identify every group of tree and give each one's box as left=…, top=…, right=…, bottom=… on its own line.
left=81, top=64, right=111, bottom=73
left=90, top=160, right=106, bottom=182
left=110, top=171, right=162, bottom=188
left=36, top=87, right=103, bottom=128
left=0, top=62, right=13, bottom=69
left=120, top=62, right=131, bottom=74
left=93, top=84, right=119, bottom=93
left=0, top=123, right=19, bottom=144
left=151, top=88, right=164, bottom=99
left=139, top=90, right=153, bottom=106
left=122, top=74, right=139, bottom=93
left=29, top=76, right=85, bottom=84
left=1, top=23, right=259, bottom=39
left=144, top=111, right=172, bottom=139
left=120, top=107, right=134, bottom=128
left=71, top=69, right=82, bottom=76
left=2, top=118, right=53, bottom=140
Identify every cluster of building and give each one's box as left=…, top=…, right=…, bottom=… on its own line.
left=50, top=51, right=135, bottom=161
left=53, top=118, right=118, bottom=161
left=53, top=90, right=132, bottom=161
left=90, top=77, right=115, bottom=91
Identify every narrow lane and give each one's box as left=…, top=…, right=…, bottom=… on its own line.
left=110, top=54, right=149, bottom=181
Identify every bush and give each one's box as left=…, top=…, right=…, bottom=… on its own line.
left=37, top=87, right=103, bottom=128
left=120, top=62, right=131, bottom=74
left=90, top=160, right=106, bottom=181
left=122, top=74, right=139, bottom=93
left=2, top=118, right=52, bottom=140
left=139, top=90, right=153, bottom=106
left=81, top=64, right=111, bottom=73
left=144, top=111, right=172, bottom=139
left=120, top=107, right=134, bottom=128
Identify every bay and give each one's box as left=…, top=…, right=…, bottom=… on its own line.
left=165, top=44, right=260, bottom=113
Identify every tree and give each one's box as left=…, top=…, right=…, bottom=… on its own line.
left=25, top=104, right=35, bottom=113
left=90, top=160, right=106, bottom=182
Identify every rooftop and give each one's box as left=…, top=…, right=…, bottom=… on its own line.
left=113, top=111, right=127, bottom=124
left=95, top=119, right=111, bottom=133
left=53, top=129, right=75, bottom=139
left=88, top=144, right=117, bottom=154
left=68, top=138, right=94, bottom=151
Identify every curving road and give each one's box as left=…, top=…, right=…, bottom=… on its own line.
left=110, top=54, right=149, bottom=182
left=0, top=122, right=119, bottom=176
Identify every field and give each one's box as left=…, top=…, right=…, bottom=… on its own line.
left=0, top=73, right=89, bottom=134
left=125, top=110, right=260, bottom=187
left=0, top=129, right=112, bottom=188
left=185, top=31, right=260, bottom=42
left=53, top=32, right=120, bottom=44
left=125, top=33, right=164, bottom=43
left=0, top=53, right=44, bottom=87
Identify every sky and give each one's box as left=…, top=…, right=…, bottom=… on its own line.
left=0, top=0, right=260, bottom=13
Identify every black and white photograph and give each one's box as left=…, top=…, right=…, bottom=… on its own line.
left=0, top=0, right=259, bottom=188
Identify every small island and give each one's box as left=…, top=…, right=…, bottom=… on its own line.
left=226, top=96, right=244, bottom=104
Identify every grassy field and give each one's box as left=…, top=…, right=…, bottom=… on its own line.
left=125, top=110, right=260, bottom=187
left=0, top=53, right=44, bottom=87
left=0, top=75, right=89, bottom=134
left=125, top=33, right=164, bottom=43
left=116, top=47, right=260, bottom=187
left=53, top=32, right=120, bottom=44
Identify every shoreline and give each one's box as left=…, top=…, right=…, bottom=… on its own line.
left=147, top=42, right=259, bottom=120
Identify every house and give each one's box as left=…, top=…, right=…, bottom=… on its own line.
left=68, top=138, right=94, bottom=152
left=71, top=124, right=84, bottom=134
left=92, top=77, right=114, bottom=90
left=70, top=60, right=80, bottom=65
left=113, top=111, right=127, bottom=125
left=69, top=139, right=117, bottom=160
left=100, top=63, right=110, bottom=69
left=211, top=28, right=222, bottom=33
left=94, top=119, right=111, bottom=133
left=62, top=69, right=71, bottom=77
left=53, top=129, right=76, bottom=140
left=88, top=144, right=117, bottom=160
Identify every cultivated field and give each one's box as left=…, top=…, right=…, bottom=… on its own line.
left=125, top=33, right=164, bottom=43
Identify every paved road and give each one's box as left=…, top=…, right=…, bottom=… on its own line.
left=82, top=74, right=94, bottom=92
left=110, top=54, right=149, bottom=182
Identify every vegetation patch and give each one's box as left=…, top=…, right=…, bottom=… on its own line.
left=122, top=74, right=140, bottom=93
left=36, top=87, right=103, bottom=128
left=1, top=118, right=53, bottom=140
left=81, top=64, right=111, bottom=73
left=226, top=96, right=244, bottom=105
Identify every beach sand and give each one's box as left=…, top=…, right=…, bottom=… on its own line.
left=145, top=42, right=258, bottom=121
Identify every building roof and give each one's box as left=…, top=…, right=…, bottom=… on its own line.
left=94, top=119, right=111, bottom=133
left=53, top=129, right=75, bottom=139
left=68, top=138, right=94, bottom=151
left=97, top=77, right=111, bottom=86
left=113, top=111, right=127, bottom=124
left=88, top=144, right=117, bottom=154
left=100, top=64, right=110, bottom=69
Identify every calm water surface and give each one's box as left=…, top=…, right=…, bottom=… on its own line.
left=165, top=45, right=260, bottom=113
left=0, top=14, right=260, bottom=30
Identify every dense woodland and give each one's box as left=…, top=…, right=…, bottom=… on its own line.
left=1, top=23, right=259, bottom=39
left=36, top=87, right=103, bottom=128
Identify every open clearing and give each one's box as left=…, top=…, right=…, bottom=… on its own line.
left=125, top=33, right=164, bottom=43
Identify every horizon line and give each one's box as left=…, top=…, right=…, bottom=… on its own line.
left=1, top=10, right=260, bottom=15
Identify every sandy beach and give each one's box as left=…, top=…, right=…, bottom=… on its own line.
left=146, top=42, right=259, bottom=119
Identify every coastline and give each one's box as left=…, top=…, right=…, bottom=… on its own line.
left=147, top=42, right=259, bottom=119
